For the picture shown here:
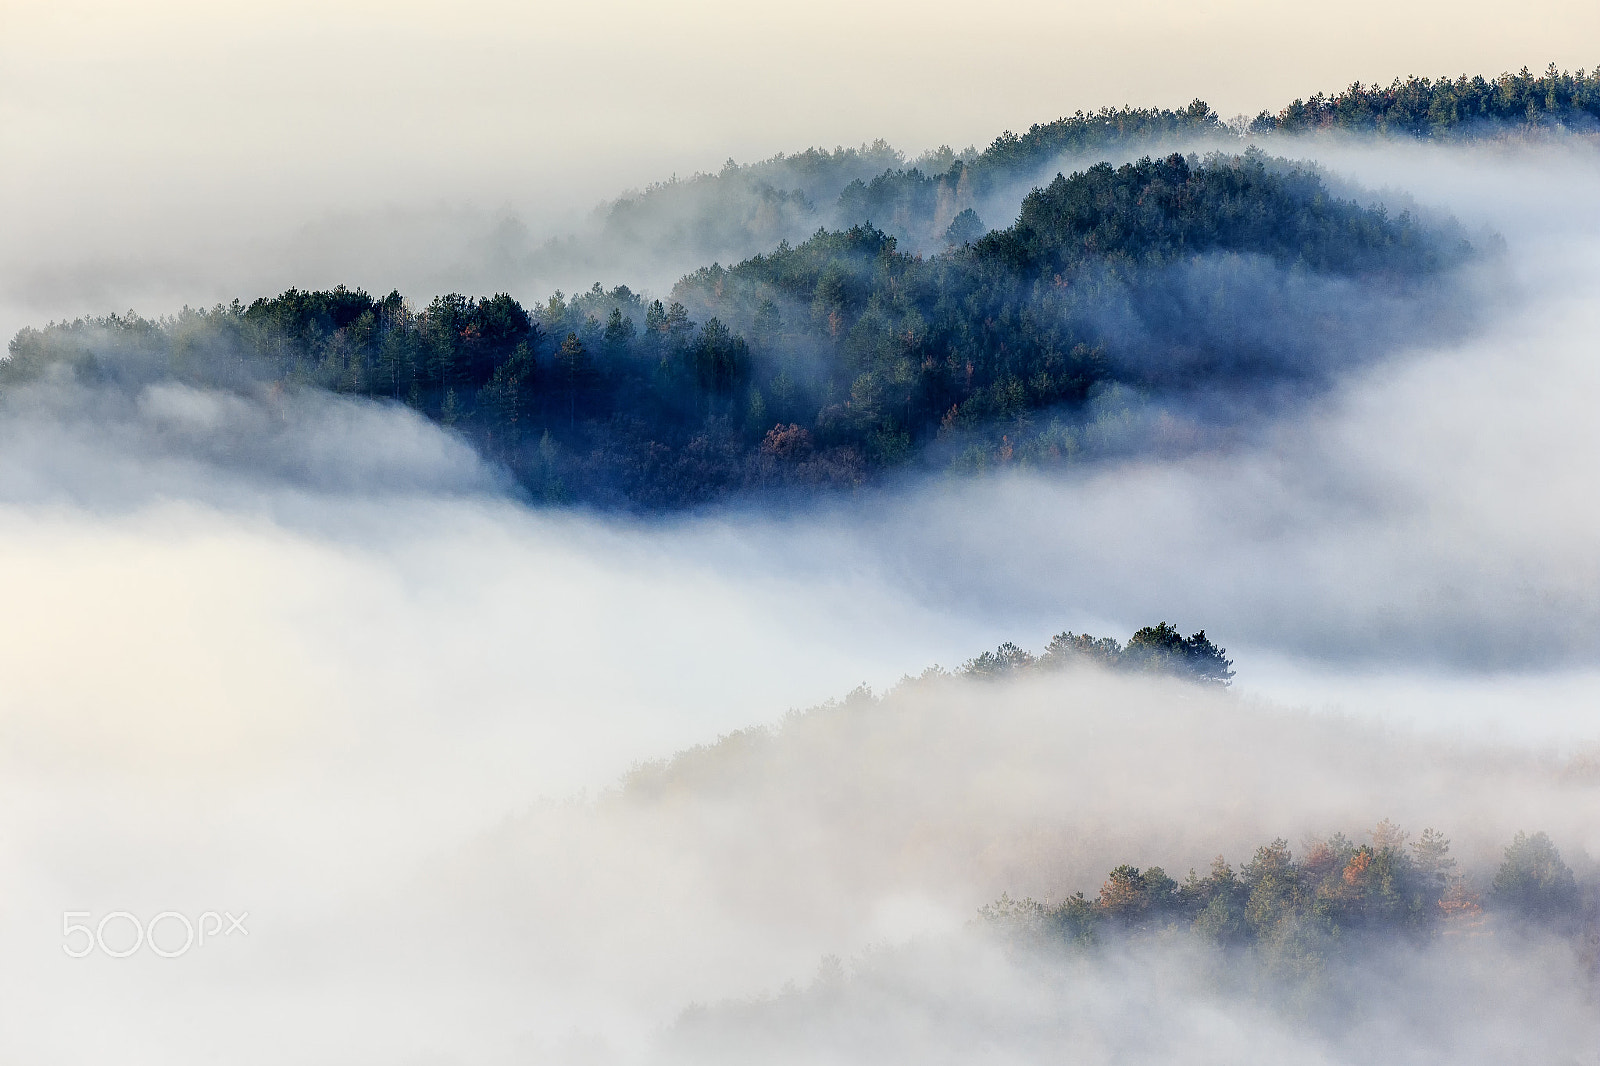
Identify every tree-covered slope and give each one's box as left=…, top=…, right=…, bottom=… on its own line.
left=573, top=65, right=1592, bottom=274
left=586, top=102, right=1228, bottom=268
left=1250, top=63, right=1600, bottom=136
left=3, top=150, right=1475, bottom=508
left=668, top=150, right=1470, bottom=483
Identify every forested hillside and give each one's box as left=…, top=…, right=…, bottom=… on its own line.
left=13, top=64, right=1580, bottom=508
left=3, top=150, right=1474, bottom=508
left=591, top=100, right=1226, bottom=265
left=1250, top=64, right=1600, bottom=136
left=573, top=64, right=1593, bottom=279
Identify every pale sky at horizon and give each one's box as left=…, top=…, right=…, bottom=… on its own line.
left=2, top=0, right=1596, bottom=329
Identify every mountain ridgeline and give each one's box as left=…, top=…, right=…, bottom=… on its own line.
left=5, top=148, right=1475, bottom=508
left=593, top=64, right=1595, bottom=269
left=595, top=100, right=1226, bottom=264
left=1249, top=64, right=1600, bottom=137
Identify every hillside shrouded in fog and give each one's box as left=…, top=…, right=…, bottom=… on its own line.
left=4, top=24, right=1600, bottom=1065
left=14, top=65, right=1600, bottom=508
left=4, top=148, right=1487, bottom=508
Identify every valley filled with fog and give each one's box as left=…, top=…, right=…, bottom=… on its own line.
left=3, top=96, right=1600, bottom=1064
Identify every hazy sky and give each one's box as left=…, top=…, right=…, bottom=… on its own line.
left=4, top=0, right=1597, bottom=318
left=8, top=0, right=1598, bottom=184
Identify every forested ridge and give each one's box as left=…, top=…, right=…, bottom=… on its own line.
left=5, top=144, right=1474, bottom=507
left=666, top=150, right=1465, bottom=493
left=595, top=64, right=1595, bottom=265
left=1250, top=63, right=1600, bottom=137
left=11, top=65, right=1574, bottom=508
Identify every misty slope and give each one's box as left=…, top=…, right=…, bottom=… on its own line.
left=667, top=825, right=1597, bottom=1066
left=579, top=101, right=1223, bottom=269
left=551, top=64, right=1597, bottom=281
left=3, top=151, right=1479, bottom=509
left=430, top=666, right=1600, bottom=1064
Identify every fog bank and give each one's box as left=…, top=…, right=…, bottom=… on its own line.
left=2, top=110, right=1600, bottom=1065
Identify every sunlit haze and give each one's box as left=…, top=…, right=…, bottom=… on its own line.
left=4, top=2, right=1600, bottom=1063
left=5, top=0, right=1599, bottom=332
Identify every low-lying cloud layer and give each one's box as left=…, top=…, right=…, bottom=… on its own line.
left=6, top=669, right=1595, bottom=1064
left=662, top=927, right=1600, bottom=1066
left=1, top=135, right=1599, bottom=1063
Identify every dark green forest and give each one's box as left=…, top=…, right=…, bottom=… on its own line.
left=1250, top=64, right=1600, bottom=136
left=594, top=65, right=1594, bottom=265
left=4, top=148, right=1473, bottom=508
left=10, top=65, right=1583, bottom=508
left=587, top=102, right=1228, bottom=268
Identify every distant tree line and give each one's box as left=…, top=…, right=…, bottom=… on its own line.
left=985, top=824, right=1596, bottom=970
left=820, top=99, right=1227, bottom=251
left=857, top=65, right=1600, bottom=250
left=595, top=65, right=1594, bottom=271
left=665, top=823, right=1596, bottom=1055
left=1249, top=64, right=1600, bottom=137
left=593, top=103, right=1230, bottom=268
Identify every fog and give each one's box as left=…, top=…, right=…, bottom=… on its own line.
left=3, top=118, right=1600, bottom=1062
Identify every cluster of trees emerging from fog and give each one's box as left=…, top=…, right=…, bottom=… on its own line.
left=961, top=622, right=1235, bottom=686
left=987, top=824, right=1596, bottom=974
left=598, top=65, right=1594, bottom=266
left=4, top=149, right=1469, bottom=508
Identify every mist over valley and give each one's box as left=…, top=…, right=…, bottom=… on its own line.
left=3, top=36, right=1600, bottom=1065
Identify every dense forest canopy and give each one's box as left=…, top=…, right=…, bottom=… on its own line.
left=11, top=65, right=1575, bottom=509
left=1250, top=64, right=1600, bottom=136
left=589, top=103, right=1230, bottom=266
left=668, top=151, right=1465, bottom=481
left=3, top=147, right=1474, bottom=508
left=582, top=65, right=1593, bottom=278
left=593, top=65, right=1594, bottom=270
